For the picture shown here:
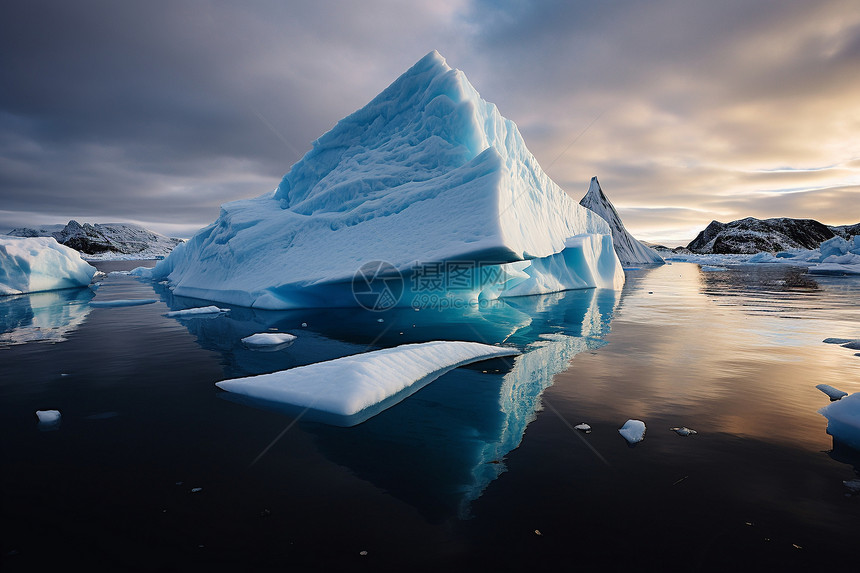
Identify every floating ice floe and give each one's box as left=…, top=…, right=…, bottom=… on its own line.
left=671, top=427, right=698, bottom=436
left=165, top=306, right=229, bottom=318
left=619, top=419, right=646, bottom=444
left=241, top=332, right=297, bottom=350
left=819, top=392, right=860, bottom=450
left=216, top=340, right=519, bottom=426
left=1, top=236, right=96, bottom=295
left=90, top=299, right=157, bottom=308
left=36, top=409, right=61, bottom=430
left=700, top=265, right=728, bottom=272
left=141, top=51, right=623, bottom=309
left=816, top=384, right=849, bottom=401
left=574, top=423, right=592, bottom=433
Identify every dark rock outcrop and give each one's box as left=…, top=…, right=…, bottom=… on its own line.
left=687, top=217, right=836, bottom=254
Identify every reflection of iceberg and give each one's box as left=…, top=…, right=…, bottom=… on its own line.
left=0, top=287, right=94, bottom=346
left=160, top=282, right=619, bottom=519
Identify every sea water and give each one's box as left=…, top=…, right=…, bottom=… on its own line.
left=1, top=261, right=858, bottom=571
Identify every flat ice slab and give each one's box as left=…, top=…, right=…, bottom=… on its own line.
left=819, top=392, right=860, bottom=450
left=90, top=299, right=157, bottom=308
left=619, top=419, right=646, bottom=444
left=216, top=341, right=519, bottom=426
left=165, top=306, right=228, bottom=318
left=241, top=332, right=297, bottom=349
left=1, top=236, right=96, bottom=295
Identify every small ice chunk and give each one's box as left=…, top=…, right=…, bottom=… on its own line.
left=90, top=299, right=157, bottom=308
left=36, top=409, right=61, bottom=424
left=377, top=318, right=384, bottom=323
left=670, top=427, right=698, bottom=436
left=823, top=338, right=855, bottom=345
left=619, top=419, right=646, bottom=443
left=574, top=423, right=591, bottom=433
left=165, top=306, right=228, bottom=318
left=241, top=332, right=297, bottom=348
left=301, top=322, right=308, bottom=327
left=816, top=384, right=848, bottom=401
left=844, top=479, right=860, bottom=493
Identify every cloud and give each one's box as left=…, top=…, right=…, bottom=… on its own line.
left=1, top=0, right=858, bottom=243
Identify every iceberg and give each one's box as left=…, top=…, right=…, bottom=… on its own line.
left=215, top=340, right=520, bottom=426
left=619, top=419, right=646, bottom=444
left=1, top=236, right=96, bottom=295
left=579, top=176, right=664, bottom=265
left=147, top=51, right=623, bottom=309
left=819, top=393, right=860, bottom=451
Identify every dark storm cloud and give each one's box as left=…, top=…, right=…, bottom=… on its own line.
left=0, top=0, right=468, bottom=235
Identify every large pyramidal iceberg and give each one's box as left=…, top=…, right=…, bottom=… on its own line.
left=579, top=177, right=664, bottom=265
left=148, top=51, right=623, bottom=309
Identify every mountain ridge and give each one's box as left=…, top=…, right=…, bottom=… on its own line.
left=7, top=220, right=183, bottom=258
left=686, top=216, right=858, bottom=254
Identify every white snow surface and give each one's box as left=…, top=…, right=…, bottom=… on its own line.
left=165, top=306, right=228, bottom=317
left=215, top=341, right=519, bottom=417
left=0, top=236, right=96, bottom=295
left=819, top=392, right=860, bottom=450
left=148, top=51, right=623, bottom=309
left=619, top=419, right=646, bottom=443
left=241, top=332, right=297, bottom=347
left=579, top=177, right=664, bottom=265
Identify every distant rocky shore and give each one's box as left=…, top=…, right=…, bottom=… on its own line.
left=653, top=217, right=860, bottom=255
left=6, top=220, right=184, bottom=259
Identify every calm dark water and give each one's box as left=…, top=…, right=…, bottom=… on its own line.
left=1, top=261, right=859, bottom=572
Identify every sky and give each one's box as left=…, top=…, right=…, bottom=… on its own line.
left=2, top=0, right=859, bottom=246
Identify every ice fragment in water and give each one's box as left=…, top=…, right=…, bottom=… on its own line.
left=670, top=427, right=697, bottom=436
left=816, top=384, right=848, bottom=401
left=619, top=419, right=646, bottom=443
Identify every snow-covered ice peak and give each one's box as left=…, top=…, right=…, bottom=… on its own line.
left=579, top=177, right=663, bottom=265
left=148, top=51, right=623, bottom=309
